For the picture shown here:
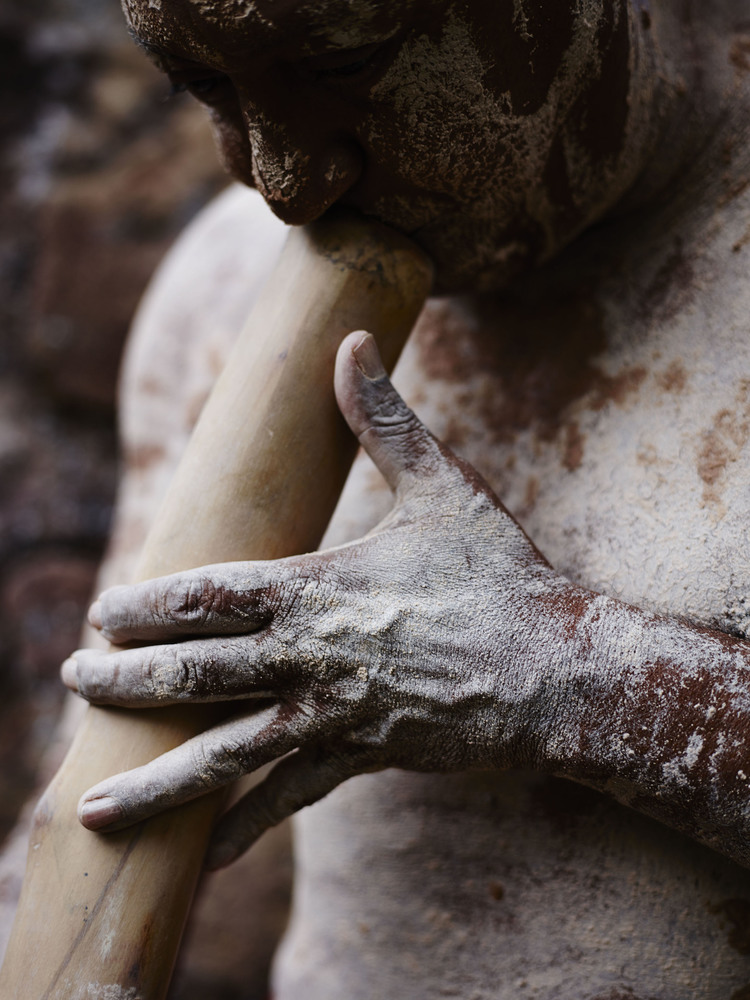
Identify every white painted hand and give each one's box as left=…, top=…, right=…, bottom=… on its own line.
left=63, top=332, right=566, bottom=867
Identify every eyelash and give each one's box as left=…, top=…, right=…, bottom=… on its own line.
left=168, top=76, right=230, bottom=101
left=165, top=40, right=387, bottom=103
left=299, top=42, right=384, bottom=84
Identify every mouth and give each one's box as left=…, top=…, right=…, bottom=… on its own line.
left=340, top=184, right=459, bottom=238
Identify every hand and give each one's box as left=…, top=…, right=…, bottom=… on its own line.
left=63, top=331, right=565, bottom=868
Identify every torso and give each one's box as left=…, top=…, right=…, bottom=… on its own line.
left=119, top=184, right=750, bottom=997
left=278, top=187, right=750, bottom=998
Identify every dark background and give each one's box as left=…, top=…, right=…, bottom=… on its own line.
left=0, top=0, right=227, bottom=843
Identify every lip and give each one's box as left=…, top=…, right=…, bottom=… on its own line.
left=350, top=215, right=443, bottom=266
left=340, top=179, right=458, bottom=228
left=353, top=201, right=457, bottom=245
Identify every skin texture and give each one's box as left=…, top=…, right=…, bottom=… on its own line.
left=65, top=334, right=750, bottom=873
left=55, top=0, right=750, bottom=995
left=118, top=0, right=685, bottom=292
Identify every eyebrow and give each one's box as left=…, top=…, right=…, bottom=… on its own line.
left=125, top=7, right=398, bottom=73
left=127, top=27, right=206, bottom=69
left=128, top=20, right=276, bottom=71
left=128, top=28, right=166, bottom=59
left=128, top=27, right=153, bottom=51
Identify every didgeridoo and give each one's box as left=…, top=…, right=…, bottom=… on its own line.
left=0, top=210, right=432, bottom=1000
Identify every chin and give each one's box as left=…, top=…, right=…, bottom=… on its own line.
left=416, top=228, right=542, bottom=297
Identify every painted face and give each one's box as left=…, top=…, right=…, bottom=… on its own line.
left=122, top=0, right=652, bottom=292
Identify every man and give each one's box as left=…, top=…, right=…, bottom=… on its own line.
left=61, top=0, right=750, bottom=995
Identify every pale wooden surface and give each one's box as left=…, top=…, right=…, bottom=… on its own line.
left=0, top=211, right=431, bottom=1000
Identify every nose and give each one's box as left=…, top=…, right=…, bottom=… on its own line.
left=246, top=112, right=363, bottom=226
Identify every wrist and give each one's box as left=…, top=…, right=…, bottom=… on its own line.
left=488, top=572, right=589, bottom=772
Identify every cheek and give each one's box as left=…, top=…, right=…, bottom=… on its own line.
left=478, top=0, right=576, bottom=114
left=362, top=105, right=509, bottom=207
left=359, top=8, right=586, bottom=214
left=362, top=23, right=512, bottom=202
left=354, top=19, right=564, bottom=290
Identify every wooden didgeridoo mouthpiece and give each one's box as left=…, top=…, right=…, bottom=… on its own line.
left=0, top=210, right=432, bottom=1000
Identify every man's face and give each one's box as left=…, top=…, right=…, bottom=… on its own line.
left=123, top=0, right=637, bottom=292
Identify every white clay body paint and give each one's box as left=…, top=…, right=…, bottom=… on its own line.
left=275, top=182, right=750, bottom=996
left=100, top=175, right=750, bottom=998
left=360, top=3, right=660, bottom=290
left=69, top=0, right=750, bottom=995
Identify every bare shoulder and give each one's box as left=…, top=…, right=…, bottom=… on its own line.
left=121, top=184, right=288, bottom=450
left=100, top=185, right=288, bottom=591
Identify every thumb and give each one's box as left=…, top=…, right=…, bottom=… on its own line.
left=334, top=331, right=443, bottom=494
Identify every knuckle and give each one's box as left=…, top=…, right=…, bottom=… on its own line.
left=138, top=651, right=159, bottom=699
left=362, top=397, right=436, bottom=480
left=368, top=393, right=420, bottom=437
left=248, top=792, right=287, bottom=831
left=272, top=567, right=325, bottom=634
left=191, top=739, right=248, bottom=789
left=140, top=647, right=197, bottom=700
left=285, top=570, right=318, bottom=616
left=72, top=652, right=108, bottom=701
left=162, top=574, right=221, bottom=630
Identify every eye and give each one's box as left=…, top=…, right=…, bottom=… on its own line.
left=169, top=73, right=233, bottom=103
left=298, top=42, right=385, bottom=85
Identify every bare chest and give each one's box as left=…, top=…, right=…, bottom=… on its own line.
left=393, top=292, right=750, bottom=635
left=286, top=287, right=750, bottom=1000
left=119, top=188, right=750, bottom=996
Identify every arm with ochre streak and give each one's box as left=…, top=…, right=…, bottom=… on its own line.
left=533, top=585, right=750, bottom=865
left=62, top=346, right=750, bottom=872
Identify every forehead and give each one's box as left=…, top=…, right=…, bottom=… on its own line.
left=122, top=0, right=410, bottom=60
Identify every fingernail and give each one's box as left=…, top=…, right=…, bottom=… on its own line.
left=88, top=600, right=102, bottom=629
left=79, top=796, right=123, bottom=831
left=205, top=841, right=239, bottom=871
left=61, top=656, right=78, bottom=691
left=352, top=333, right=386, bottom=380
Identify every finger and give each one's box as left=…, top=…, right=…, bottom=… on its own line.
left=205, top=742, right=378, bottom=869
left=334, top=331, right=444, bottom=494
left=88, top=559, right=304, bottom=643
left=77, top=701, right=324, bottom=831
left=61, top=635, right=286, bottom=707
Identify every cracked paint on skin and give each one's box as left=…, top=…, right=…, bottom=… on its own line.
left=120, top=0, right=675, bottom=292
left=181, top=0, right=392, bottom=43
left=60, top=1, right=750, bottom=996
left=69, top=147, right=750, bottom=994
left=360, top=4, right=647, bottom=288
left=399, top=1, right=649, bottom=291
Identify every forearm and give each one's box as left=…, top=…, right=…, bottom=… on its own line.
left=59, top=342, right=750, bottom=871
left=534, top=584, right=750, bottom=867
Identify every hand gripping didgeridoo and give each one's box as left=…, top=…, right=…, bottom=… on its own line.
left=0, top=210, right=433, bottom=1000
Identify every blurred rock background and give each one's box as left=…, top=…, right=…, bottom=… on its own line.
left=0, top=0, right=226, bottom=850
